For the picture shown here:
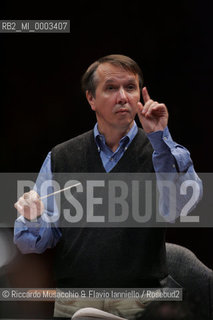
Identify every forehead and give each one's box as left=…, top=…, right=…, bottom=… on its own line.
left=96, top=63, right=139, bottom=84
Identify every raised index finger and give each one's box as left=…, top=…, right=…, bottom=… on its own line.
left=142, top=87, right=151, bottom=103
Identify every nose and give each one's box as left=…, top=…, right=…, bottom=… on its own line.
left=116, top=88, right=128, bottom=105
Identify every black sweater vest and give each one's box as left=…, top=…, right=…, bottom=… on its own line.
left=51, top=129, right=168, bottom=288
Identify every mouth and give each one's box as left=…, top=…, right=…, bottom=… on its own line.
left=116, top=108, right=129, bottom=114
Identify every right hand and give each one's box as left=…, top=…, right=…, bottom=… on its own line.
left=14, top=190, right=44, bottom=221
left=137, top=87, right=168, bottom=133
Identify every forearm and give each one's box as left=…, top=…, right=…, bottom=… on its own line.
left=147, top=127, right=203, bottom=221
left=13, top=152, right=62, bottom=254
left=14, top=214, right=61, bottom=254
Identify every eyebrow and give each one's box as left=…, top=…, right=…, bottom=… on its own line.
left=104, top=77, right=137, bottom=84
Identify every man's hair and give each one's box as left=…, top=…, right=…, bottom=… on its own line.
left=81, top=54, right=144, bottom=97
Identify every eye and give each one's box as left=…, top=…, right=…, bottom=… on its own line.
left=106, top=85, right=116, bottom=91
left=127, top=84, right=136, bottom=90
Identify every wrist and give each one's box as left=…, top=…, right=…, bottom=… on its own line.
left=24, top=215, right=42, bottom=222
left=147, top=127, right=171, bottom=152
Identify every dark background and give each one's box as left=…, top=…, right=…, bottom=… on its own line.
left=0, top=0, right=212, bottom=318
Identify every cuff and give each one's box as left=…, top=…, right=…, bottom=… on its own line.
left=17, top=214, right=43, bottom=228
left=147, top=127, right=174, bottom=153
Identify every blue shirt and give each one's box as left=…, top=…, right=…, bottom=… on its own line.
left=14, top=123, right=203, bottom=253
left=94, top=122, right=138, bottom=172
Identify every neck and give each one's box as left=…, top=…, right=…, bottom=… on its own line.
left=97, top=122, right=134, bottom=152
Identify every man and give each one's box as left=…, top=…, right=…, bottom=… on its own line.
left=14, top=54, right=202, bottom=318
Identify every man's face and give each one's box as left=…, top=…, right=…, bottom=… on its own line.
left=86, top=63, right=140, bottom=132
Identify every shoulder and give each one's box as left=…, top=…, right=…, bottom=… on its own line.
left=52, top=130, right=93, bottom=155
left=50, top=130, right=95, bottom=172
left=134, top=127, right=153, bottom=150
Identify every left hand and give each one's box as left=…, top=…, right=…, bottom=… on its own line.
left=137, top=87, right=168, bottom=133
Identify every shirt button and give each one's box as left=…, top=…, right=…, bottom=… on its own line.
left=124, top=147, right=128, bottom=151
left=163, top=136, right=168, bottom=141
left=172, top=164, right=176, bottom=168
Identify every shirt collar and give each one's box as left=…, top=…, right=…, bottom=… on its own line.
left=94, top=121, right=138, bottom=151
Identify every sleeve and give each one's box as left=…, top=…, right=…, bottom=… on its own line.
left=13, top=152, right=62, bottom=254
left=147, top=126, right=194, bottom=173
left=147, top=127, right=203, bottom=221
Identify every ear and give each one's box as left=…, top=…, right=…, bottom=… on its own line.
left=86, top=90, right=96, bottom=111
